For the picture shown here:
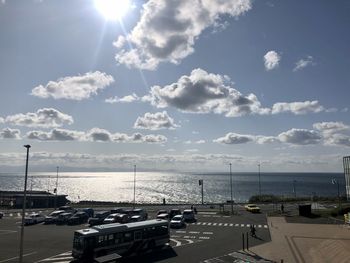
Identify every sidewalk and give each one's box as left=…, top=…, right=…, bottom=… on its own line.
left=249, top=217, right=350, bottom=263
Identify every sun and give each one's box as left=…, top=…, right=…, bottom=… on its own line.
left=94, top=0, right=130, bottom=21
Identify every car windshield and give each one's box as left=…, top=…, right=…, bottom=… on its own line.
left=172, top=216, right=182, bottom=221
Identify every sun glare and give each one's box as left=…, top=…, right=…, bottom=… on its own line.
left=94, top=0, right=130, bottom=21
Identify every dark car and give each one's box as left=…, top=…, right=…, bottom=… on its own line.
left=82, top=208, right=94, bottom=218
left=103, top=213, right=130, bottom=224
left=110, top=208, right=125, bottom=214
left=131, top=208, right=148, bottom=220
left=58, top=206, right=76, bottom=214
left=44, top=210, right=65, bottom=224
left=88, top=211, right=110, bottom=226
left=169, top=209, right=181, bottom=219
left=67, top=211, right=89, bottom=225
left=56, top=212, right=73, bottom=225
left=157, top=209, right=168, bottom=216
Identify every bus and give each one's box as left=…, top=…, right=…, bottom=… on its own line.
left=72, top=219, right=170, bottom=260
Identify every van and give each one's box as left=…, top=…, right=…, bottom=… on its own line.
left=183, top=209, right=196, bottom=222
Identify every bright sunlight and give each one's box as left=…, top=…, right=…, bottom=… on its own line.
left=94, top=0, right=130, bottom=21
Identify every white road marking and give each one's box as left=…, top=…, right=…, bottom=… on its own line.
left=176, top=230, right=186, bottom=234
left=213, top=223, right=217, bottom=226
left=0, top=230, right=17, bottom=235
left=189, top=231, right=200, bottom=234
left=199, top=236, right=210, bottom=240
left=203, top=232, right=213, bottom=235
left=247, top=224, right=250, bottom=227
left=0, top=252, right=37, bottom=263
left=235, top=223, right=239, bottom=227
left=264, top=225, right=268, bottom=228
left=202, top=222, right=207, bottom=225
left=170, top=238, right=182, bottom=247
left=258, top=224, right=262, bottom=228
left=207, top=222, right=212, bottom=225
left=36, top=251, right=72, bottom=262
left=241, top=224, right=245, bottom=227
left=224, top=223, right=228, bottom=226
left=218, top=223, right=222, bottom=226
left=229, top=223, right=233, bottom=226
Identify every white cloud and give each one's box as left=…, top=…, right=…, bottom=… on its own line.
left=214, top=132, right=255, bottom=144
left=313, top=121, right=349, bottom=135
left=185, top=149, right=199, bottom=153
left=264, top=50, right=281, bottom=71
left=26, top=127, right=167, bottom=144
left=134, top=111, right=179, bottom=130
left=27, top=128, right=84, bottom=141
left=145, top=68, right=269, bottom=117
left=255, top=136, right=279, bottom=144
left=0, top=117, right=4, bottom=123
left=5, top=108, right=73, bottom=128
left=105, top=93, right=139, bottom=104
left=278, top=128, right=322, bottom=145
left=325, top=134, right=350, bottom=147
left=31, top=71, right=114, bottom=100
left=0, top=128, right=21, bottom=139
left=293, top=56, right=315, bottom=71
left=184, top=140, right=206, bottom=144
left=271, top=101, right=325, bottom=115
left=114, top=0, right=252, bottom=70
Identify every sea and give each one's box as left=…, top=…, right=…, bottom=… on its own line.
left=0, top=172, right=346, bottom=204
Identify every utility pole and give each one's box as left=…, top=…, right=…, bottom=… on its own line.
left=230, top=163, right=233, bottom=215
left=133, top=164, right=136, bottom=209
left=258, top=163, right=261, bottom=199
left=19, top=144, right=31, bottom=263
left=55, top=166, right=59, bottom=209
left=199, top=180, right=204, bottom=204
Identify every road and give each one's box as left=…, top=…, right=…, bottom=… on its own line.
left=0, top=205, right=271, bottom=263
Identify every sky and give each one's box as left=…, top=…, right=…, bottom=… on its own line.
left=0, top=0, right=349, bottom=172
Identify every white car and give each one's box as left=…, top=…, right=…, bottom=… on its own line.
left=183, top=209, right=196, bottom=222
left=24, top=213, right=45, bottom=225
left=170, top=215, right=185, bottom=228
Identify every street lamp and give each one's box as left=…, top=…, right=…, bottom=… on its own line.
left=258, top=163, right=261, bottom=199
left=54, top=166, right=59, bottom=209
left=332, top=178, right=340, bottom=207
left=133, top=164, right=136, bottom=209
left=19, top=144, right=31, bottom=263
left=229, top=163, right=233, bottom=215
left=293, top=180, right=297, bottom=198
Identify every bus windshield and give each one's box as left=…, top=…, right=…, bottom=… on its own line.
left=73, top=233, right=84, bottom=250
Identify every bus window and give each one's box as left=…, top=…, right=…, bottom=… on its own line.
left=108, top=234, right=114, bottom=245
left=124, top=232, right=133, bottom=242
left=134, top=231, right=142, bottom=241
left=98, top=235, right=105, bottom=246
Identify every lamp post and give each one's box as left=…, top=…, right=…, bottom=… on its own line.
left=19, top=144, right=31, bottom=263
left=54, top=166, right=59, bottom=209
left=133, top=164, right=136, bottom=209
left=258, top=163, right=261, bottom=199
left=293, top=180, right=297, bottom=198
left=332, top=178, right=340, bottom=207
left=229, top=163, right=233, bottom=215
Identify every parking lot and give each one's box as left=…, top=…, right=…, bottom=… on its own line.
left=0, top=205, right=271, bottom=263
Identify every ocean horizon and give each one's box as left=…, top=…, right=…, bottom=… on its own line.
left=0, top=172, right=346, bottom=204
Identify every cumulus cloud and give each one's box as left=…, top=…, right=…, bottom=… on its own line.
left=134, top=111, right=179, bottom=130
left=184, top=140, right=206, bottom=144
left=255, top=136, right=279, bottom=144
left=31, top=71, right=114, bottom=100
left=313, top=121, right=349, bottom=135
left=272, top=101, right=325, bottom=115
left=114, top=0, right=252, bottom=70
left=144, top=68, right=269, bottom=117
left=264, top=50, right=281, bottom=71
left=325, top=134, right=350, bottom=147
left=214, top=132, right=255, bottom=144
left=27, top=129, right=84, bottom=141
left=0, top=117, right=4, bottom=123
left=5, top=108, right=73, bottom=128
left=0, top=128, right=21, bottom=139
left=278, top=129, right=322, bottom=145
left=105, top=93, right=139, bottom=104
left=293, top=56, right=315, bottom=71
left=26, top=127, right=167, bottom=144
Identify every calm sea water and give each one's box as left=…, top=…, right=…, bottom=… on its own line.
left=0, top=172, right=346, bottom=203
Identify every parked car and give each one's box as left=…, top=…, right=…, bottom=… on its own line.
left=169, top=209, right=181, bottom=219
left=67, top=211, right=89, bottom=225
left=170, top=215, right=185, bottom=228
left=131, top=208, right=148, bottom=220
left=130, top=215, right=142, bottom=222
left=156, top=213, right=169, bottom=220
left=44, top=210, right=65, bottom=224
left=58, top=206, right=76, bottom=214
left=24, top=213, right=45, bottom=225
left=157, top=209, right=168, bottom=216
left=88, top=211, right=110, bottom=226
left=183, top=209, right=196, bottom=222
left=110, top=208, right=125, bottom=214
left=56, top=212, right=73, bottom=225
left=82, top=208, right=94, bottom=218
left=103, top=213, right=129, bottom=224
left=0, top=212, right=4, bottom=219
left=244, top=204, right=260, bottom=213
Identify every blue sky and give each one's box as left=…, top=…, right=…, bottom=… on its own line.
left=0, top=0, right=349, bottom=172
